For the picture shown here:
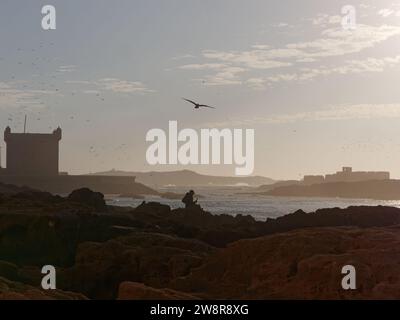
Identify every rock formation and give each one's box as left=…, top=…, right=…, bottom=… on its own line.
left=2, top=187, right=400, bottom=299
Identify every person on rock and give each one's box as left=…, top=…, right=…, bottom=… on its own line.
left=182, top=190, right=198, bottom=209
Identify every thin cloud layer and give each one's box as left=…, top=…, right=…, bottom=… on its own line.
left=66, top=78, right=155, bottom=95
left=97, top=78, right=155, bottom=94
left=178, top=12, right=400, bottom=89
left=204, top=104, right=400, bottom=127
left=0, top=82, right=55, bottom=110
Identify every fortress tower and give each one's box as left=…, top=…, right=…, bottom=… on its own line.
left=4, top=126, right=62, bottom=176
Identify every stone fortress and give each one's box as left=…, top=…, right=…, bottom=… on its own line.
left=303, top=167, right=390, bottom=185
left=3, top=126, right=62, bottom=176
left=0, top=127, right=155, bottom=195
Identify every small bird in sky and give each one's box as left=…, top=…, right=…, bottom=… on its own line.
left=182, top=98, right=216, bottom=109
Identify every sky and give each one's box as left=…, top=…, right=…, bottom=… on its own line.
left=1, top=0, right=400, bottom=180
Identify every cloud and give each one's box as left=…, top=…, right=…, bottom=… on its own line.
left=246, top=78, right=267, bottom=90
left=378, top=9, right=395, bottom=17
left=65, top=80, right=91, bottom=85
left=311, top=14, right=342, bottom=27
left=376, top=3, right=400, bottom=18
left=266, top=104, right=400, bottom=123
left=204, top=104, right=400, bottom=127
left=286, top=24, right=400, bottom=59
left=252, top=44, right=271, bottom=50
left=178, top=16, right=400, bottom=88
left=202, top=23, right=400, bottom=67
left=96, top=78, right=154, bottom=94
left=202, top=49, right=293, bottom=69
left=262, top=55, right=400, bottom=86
left=0, top=82, right=55, bottom=110
left=360, top=4, right=375, bottom=9
left=199, top=66, right=246, bottom=86
left=58, top=65, right=77, bottom=73
left=82, top=90, right=101, bottom=95
left=274, top=23, right=290, bottom=28
left=171, top=54, right=196, bottom=60
left=66, top=78, right=155, bottom=94
left=179, top=63, right=227, bottom=70
left=192, top=54, right=400, bottom=89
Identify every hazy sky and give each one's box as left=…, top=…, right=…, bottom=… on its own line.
left=1, top=0, right=400, bottom=180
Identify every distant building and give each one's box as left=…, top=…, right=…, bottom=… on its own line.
left=303, top=175, right=325, bottom=185
left=0, top=126, right=147, bottom=195
left=0, top=145, right=4, bottom=173
left=325, top=167, right=390, bottom=183
left=3, top=126, right=62, bottom=176
left=303, top=167, right=390, bottom=185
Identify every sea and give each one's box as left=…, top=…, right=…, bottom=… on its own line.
left=106, top=186, right=400, bottom=221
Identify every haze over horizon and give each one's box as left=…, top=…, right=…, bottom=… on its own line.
left=1, top=0, right=400, bottom=180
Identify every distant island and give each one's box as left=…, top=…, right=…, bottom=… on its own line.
left=88, top=169, right=275, bottom=187
left=248, top=167, right=399, bottom=200
left=264, top=180, right=400, bottom=200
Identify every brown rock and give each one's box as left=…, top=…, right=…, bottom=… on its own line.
left=0, top=277, right=87, bottom=300
left=68, top=188, right=106, bottom=211
left=118, top=282, right=199, bottom=300
left=0, top=260, right=19, bottom=281
left=60, top=232, right=213, bottom=299
left=173, top=226, right=400, bottom=299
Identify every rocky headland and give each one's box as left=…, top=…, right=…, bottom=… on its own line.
left=263, top=179, right=400, bottom=200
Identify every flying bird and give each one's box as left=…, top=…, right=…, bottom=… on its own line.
left=182, top=98, right=216, bottom=109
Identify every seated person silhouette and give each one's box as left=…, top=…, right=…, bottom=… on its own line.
left=182, top=190, right=198, bottom=209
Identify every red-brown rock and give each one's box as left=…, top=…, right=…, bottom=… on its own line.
left=118, top=282, right=199, bottom=300
left=173, top=225, right=400, bottom=299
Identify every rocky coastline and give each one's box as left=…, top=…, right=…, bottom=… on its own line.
left=1, top=183, right=400, bottom=299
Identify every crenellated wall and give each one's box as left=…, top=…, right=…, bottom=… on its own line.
left=4, top=127, right=62, bottom=176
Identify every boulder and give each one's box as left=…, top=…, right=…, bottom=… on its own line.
left=68, top=188, right=106, bottom=211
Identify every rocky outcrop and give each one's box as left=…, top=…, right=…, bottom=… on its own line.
left=264, top=205, right=400, bottom=233
left=0, top=182, right=33, bottom=195
left=0, top=277, right=86, bottom=300
left=59, top=232, right=213, bottom=299
left=68, top=188, right=107, bottom=211
left=3, top=187, right=400, bottom=300
left=133, top=203, right=400, bottom=247
left=118, top=282, right=199, bottom=300
left=0, top=260, right=19, bottom=281
left=266, top=179, right=400, bottom=200
left=173, top=226, right=400, bottom=299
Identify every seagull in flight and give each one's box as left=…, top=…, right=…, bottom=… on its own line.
left=182, top=98, right=216, bottom=109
